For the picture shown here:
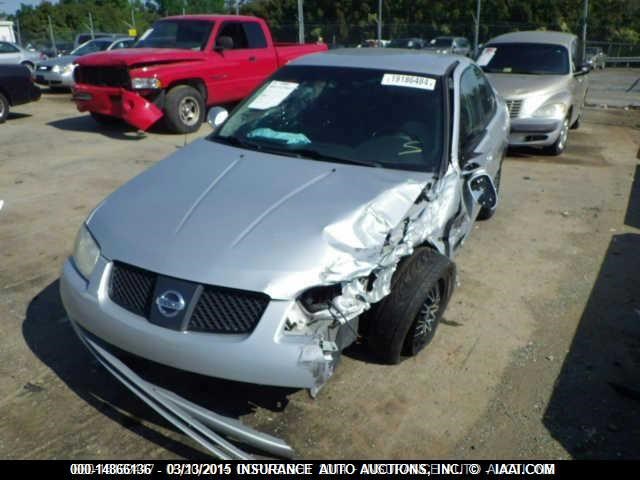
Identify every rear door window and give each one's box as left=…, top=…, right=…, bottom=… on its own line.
left=243, top=22, right=267, bottom=49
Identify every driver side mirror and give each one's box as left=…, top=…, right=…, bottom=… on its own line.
left=215, top=36, right=234, bottom=52
left=207, top=106, right=229, bottom=130
left=468, top=173, right=497, bottom=211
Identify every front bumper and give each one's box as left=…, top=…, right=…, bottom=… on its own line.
left=59, top=258, right=336, bottom=390
left=34, top=69, right=74, bottom=88
left=71, top=321, right=294, bottom=459
left=72, top=84, right=163, bottom=130
left=508, top=117, right=564, bottom=147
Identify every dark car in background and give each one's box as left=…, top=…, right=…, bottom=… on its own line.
left=0, top=64, right=41, bottom=123
left=425, top=36, right=471, bottom=56
left=388, top=37, right=427, bottom=49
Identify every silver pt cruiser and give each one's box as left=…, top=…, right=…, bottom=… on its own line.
left=60, top=50, right=509, bottom=458
left=478, top=31, right=589, bottom=155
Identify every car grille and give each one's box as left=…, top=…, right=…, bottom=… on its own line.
left=109, top=262, right=156, bottom=317
left=189, top=286, right=270, bottom=334
left=108, top=261, right=269, bottom=334
left=505, top=99, right=523, bottom=118
left=75, top=66, right=130, bottom=88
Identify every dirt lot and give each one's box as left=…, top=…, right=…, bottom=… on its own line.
left=1, top=77, right=639, bottom=459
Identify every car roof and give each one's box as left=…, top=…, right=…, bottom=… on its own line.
left=290, top=48, right=470, bottom=76
left=487, top=30, right=576, bottom=48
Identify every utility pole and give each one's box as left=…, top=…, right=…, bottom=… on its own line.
left=474, top=0, right=481, bottom=57
left=131, top=8, right=136, bottom=29
left=235, top=1, right=240, bottom=15
left=297, top=0, right=304, bottom=44
left=581, top=0, right=589, bottom=63
left=16, top=17, right=22, bottom=46
left=48, top=15, right=57, bottom=56
left=88, top=12, right=94, bottom=39
left=377, top=0, right=382, bottom=45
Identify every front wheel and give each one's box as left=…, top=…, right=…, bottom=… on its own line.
left=163, top=85, right=205, bottom=134
left=366, top=248, right=456, bottom=364
left=0, top=93, right=9, bottom=123
left=543, top=116, right=570, bottom=156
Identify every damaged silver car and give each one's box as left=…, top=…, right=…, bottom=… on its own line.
left=60, top=49, right=509, bottom=457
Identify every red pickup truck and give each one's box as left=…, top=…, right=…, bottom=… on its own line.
left=72, top=15, right=327, bottom=133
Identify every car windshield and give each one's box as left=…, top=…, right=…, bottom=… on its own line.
left=71, top=40, right=112, bottom=56
left=430, top=38, right=453, bottom=47
left=480, top=43, right=570, bottom=75
left=135, top=20, right=214, bottom=50
left=211, top=66, right=444, bottom=173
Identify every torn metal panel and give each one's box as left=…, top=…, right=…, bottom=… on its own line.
left=71, top=321, right=295, bottom=460
left=318, top=165, right=460, bottom=322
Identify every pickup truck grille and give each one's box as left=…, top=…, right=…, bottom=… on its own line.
left=75, top=66, right=130, bottom=88
left=108, top=261, right=269, bottom=334
left=505, top=99, right=523, bottom=118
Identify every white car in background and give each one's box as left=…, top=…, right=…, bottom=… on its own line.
left=0, top=41, right=45, bottom=73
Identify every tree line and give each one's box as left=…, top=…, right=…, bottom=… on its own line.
left=3, top=0, right=639, bottom=48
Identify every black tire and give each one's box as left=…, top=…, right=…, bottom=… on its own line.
left=21, top=62, right=35, bottom=74
left=543, top=115, right=570, bottom=156
left=477, top=160, right=502, bottom=220
left=0, top=92, right=9, bottom=124
left=90, top=112, right=121, bottom=126
left=163, top=85, right=205, bottom=134
left=570, top=115, right=581, bottom=130
left=367, top=248, right=456, bottom=364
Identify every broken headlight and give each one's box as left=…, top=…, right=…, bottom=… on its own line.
left=298, top=284, right=342, bottom=313
left=283, top=285, right=342, bottom=335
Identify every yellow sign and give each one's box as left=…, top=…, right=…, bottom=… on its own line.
left=128, top=29, right=137, bottom=37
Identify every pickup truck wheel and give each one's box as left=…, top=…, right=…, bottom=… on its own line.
left=164, top=85, right=204, bottom=134
left=90, top=112, right=121, bottom=126
left=367, top=248, right=455, bottom=364
left=0, top=93, right=9, bottom=123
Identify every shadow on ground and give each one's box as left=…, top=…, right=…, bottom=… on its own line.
left=624, top=165, right=640, bottom=229
left=47, top=115, right=147, bottom=141
left=543, top=165, right=640, bottom=458
left=7, top=112, right=32, bottom=121
left=22, top=280, right=296, bottom=458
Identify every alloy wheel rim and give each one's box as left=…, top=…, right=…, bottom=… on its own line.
left=414, top=284, right=442, bottom=343
left=179, top=97, right=200, bottom=126
left=558, top=118, right=569, bottom=150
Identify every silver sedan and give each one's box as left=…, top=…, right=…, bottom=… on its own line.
left=34, top=37, right=134, bottom=90
left=60, top=49, right=508, bottom=458
left=0, top=41, right=44, bottom=73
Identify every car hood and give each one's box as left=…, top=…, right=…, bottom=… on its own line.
left=485, top=73, right=570, bottom=99
left=77, top=48, right=205, bottom=68
left=88, top=139, right=433, bottom=299
left=38, top=55, right=78, bottom=67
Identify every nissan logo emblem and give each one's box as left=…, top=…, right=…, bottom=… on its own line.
left=155, top=290, right=186, bottom=318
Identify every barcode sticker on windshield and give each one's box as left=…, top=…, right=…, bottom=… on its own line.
left=381, top=74, right=436, bottom=90
left=248, top=81, right=299, bottom=110
left=476, top=47, right=497, bottom=66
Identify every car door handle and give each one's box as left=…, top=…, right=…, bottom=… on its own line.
left=248, top=56, right=256, bottom=62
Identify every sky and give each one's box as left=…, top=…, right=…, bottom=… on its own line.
left=1, top=1, right=53, bottom=15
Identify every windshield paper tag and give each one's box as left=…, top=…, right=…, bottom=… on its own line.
left=476, top=47, right=497, bottom=66
left=248, top=81, right=299, bottom=110
left=381, top=74, right=436, bottom=90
